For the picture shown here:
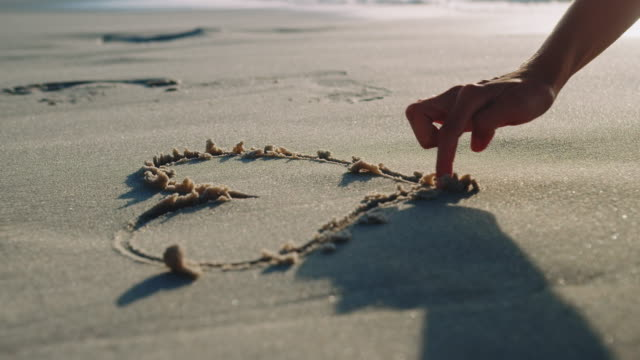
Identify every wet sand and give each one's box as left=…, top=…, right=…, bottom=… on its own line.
left=1, top=6, right=639, bottom=360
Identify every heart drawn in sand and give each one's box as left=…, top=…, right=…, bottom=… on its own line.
left=113, top=139, right=479, bottom=279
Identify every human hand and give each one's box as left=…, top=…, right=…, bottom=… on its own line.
left=405, top=70, right=556, bottom=178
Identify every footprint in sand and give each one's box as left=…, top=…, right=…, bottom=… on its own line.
left=2, top=71, right=388, bottom=105
left=311, top=71, right=392, bottom=103
left=113, top=139, right=478, bottom=278
left=198, top=70, right=392, bottom=104
left=243, top=26, right=335, bottom=34
left=2, top=78, right=178, bottom=105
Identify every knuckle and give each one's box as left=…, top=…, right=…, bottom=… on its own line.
left=446, top=85, right=464, bottom=94
left=459, top=83, right=483, bottom=97
left=439, top=123, right=458, bottom=138
left=405, top=103, right=419, bottom=120
left=472, top=117, right=494, bottom=134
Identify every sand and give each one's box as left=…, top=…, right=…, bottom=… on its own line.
left=114, top=139, right=475, bottom=273
left=1, top=4, right=640, bottom=360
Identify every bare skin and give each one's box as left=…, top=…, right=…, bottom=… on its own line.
left=405, top=0, right=640, bottom=180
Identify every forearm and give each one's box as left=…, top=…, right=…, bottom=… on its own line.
left=522, top=0, right=640, bottom=95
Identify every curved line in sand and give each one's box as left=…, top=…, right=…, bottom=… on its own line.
left=113, top=139, right=479, bottom=276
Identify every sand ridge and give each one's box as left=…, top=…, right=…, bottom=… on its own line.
left=113, top=139, right=479, bottom=277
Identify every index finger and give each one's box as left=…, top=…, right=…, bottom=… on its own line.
left=436, top=85, right=488, bottom=177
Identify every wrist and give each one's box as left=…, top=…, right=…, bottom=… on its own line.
left=519, top=54, right=573, bottom=97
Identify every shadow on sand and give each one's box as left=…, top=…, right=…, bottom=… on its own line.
left=295, top=194, right=612, bottom=359
left=118, top=171, right=159, bottom=208
left=116, top=272, right=195, bottom=307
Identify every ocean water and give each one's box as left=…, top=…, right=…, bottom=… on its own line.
left=0, top=0, right=574, bottom=23
left=2, top=0, right=570, bottom=12
left=4, top=0, right=637, bottom=36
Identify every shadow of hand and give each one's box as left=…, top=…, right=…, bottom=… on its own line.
left=296, top=197, right=611, bottom=359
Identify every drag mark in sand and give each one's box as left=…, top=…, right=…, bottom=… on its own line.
left=3, top=78, right=178, bottom=96
left=101, top=27, right=210, bottom=44
left=113, top=139, right=478, bottom=278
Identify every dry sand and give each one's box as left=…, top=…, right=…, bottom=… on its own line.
left=1, top=5, right=640, bottom=360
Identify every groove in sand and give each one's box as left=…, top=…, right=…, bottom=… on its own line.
left=113, top=139, right=479, bottom=278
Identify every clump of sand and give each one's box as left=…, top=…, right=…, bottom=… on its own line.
left=205, top=139, right=226, bottom=155
left=183, top=148, right=200, bottom=159
left=163, top=244, right=202, bottom=279
left=437, top=173, right=479, bottom=192
left=242, top=149, right=265, bottom=159
left=143, top=166, right=171, bottom=189
left=317, top=150, right=332, bottom=160
left=274, top=146, right=295, bottom=156
left=166, top=177, right=195, bottom=193
left=325, top=229, right=351, bottom=243
left=419, top=173, right=436, bottom=187
left=232, top=141, right=245, bottom=154
left=260, top=249, right=299, bottom=266
left=141, top=184, right=254, bottom=222
left=279, top=242, right=299, bottom=253
left=321, top=243, right=337, bottom=253
left=348, top=159, right=383, bottom=175
left=358, top=210, right=388, bottom=225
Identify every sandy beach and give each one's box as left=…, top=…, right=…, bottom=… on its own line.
left=1, top=3, right=639, bottom=359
